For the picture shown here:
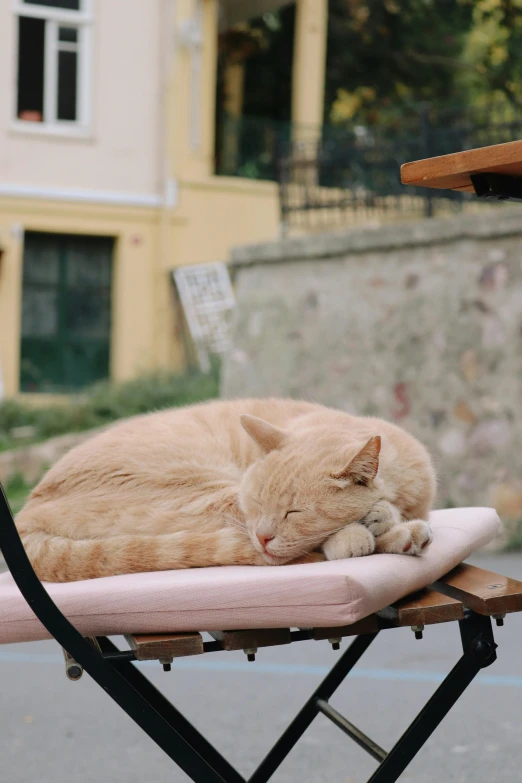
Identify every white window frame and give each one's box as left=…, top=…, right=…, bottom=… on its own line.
left=12, top=0, right=93, bottom=136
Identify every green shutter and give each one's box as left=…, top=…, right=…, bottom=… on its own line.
left=20, top=232, right=113, bottom=392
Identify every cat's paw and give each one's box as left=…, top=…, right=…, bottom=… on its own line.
left=374, top=520, right=433, bottom=556
left=361, top=500, right=401, bottom=537
left=322, top=522, right=375, bottom=560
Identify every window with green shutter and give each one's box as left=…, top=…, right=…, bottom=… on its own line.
left=20, top=232, right=113, bottom=392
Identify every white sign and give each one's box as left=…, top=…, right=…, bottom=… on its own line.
left=173, top=262, right=236, bottom=372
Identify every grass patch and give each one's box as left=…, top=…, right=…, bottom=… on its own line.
left=0, top=363, right=220, bottom=453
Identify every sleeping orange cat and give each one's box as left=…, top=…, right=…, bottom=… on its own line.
left=16, top=399, right=436, bottom=582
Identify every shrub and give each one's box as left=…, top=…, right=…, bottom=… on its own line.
left=0, top=362, right=220, bottom=451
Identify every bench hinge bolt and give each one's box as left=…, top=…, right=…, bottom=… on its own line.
left=328, top=638, right=342, bottom=650
left=159, top=658, right=173, bottom=672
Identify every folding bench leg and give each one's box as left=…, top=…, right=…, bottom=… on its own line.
left=249, top=613, right=496, bottom=783
left=96, top=637, right=244, bottom=783
left=0, top=487, right=244, bottom=783
left=249, top=632, right=379, bottom=783
left=367, top=611, right=497, bottom=783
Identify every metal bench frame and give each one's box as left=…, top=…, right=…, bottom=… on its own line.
left=0, top=484, right=504, bottom=783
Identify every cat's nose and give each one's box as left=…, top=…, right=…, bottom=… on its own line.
left=257, top=534, right=274, bottom=551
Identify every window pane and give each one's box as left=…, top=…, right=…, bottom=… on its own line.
left=66, top=288, right=111, bottom=337
left=23, top=243, right=60, bottom=285
left=21, top=232, right=112, bottom=391
left=22, top=290, right=58, bottom=337
left=17, top=17, right=45, bottom=122
left=57, top=49, right=77, bottom=121
left=59, top=26, right=78, bottom=42
left=67, top=243, right=112, bottom=287
left=24, top=0, right=81, bottom=10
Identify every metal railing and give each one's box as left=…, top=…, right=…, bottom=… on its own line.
left=214, top=105, right=522, bottom=230
left=278, top=104, right=522, bottom=229
left=215, top=114, right=293, bottom=181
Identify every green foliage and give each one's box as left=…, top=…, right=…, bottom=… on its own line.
left=219, top=0, right=522, bottom=140
left=326, top=0, right=522, bottom=123
left=458, top=0, right=522, bottom=109
left=326, top=0, right=475, bottom=125
left=0, top=364, right=220, bottom=452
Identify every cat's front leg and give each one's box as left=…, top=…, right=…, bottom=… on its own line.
left=322, top=522, right=375, bottom=560
left=374, top=520, right=433, bottom=556
left=360, top=499, right=401, bottom=537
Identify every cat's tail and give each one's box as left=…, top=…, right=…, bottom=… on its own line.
left=18, top=525, right=261, bottom=583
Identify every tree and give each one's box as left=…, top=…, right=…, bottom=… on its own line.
left=325, top=0, right=475, bottom=127
left=457, top=0, right=522, bottom=111
left=216, top=0, right=522, bottom=138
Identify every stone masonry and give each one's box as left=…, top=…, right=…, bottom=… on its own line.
left=222, top=207, right=522, bottom=535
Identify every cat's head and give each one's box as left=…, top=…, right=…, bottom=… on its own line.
left=238, top=414, right=383, bottom=564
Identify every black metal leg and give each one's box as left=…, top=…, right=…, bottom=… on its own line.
left=248, top=633, right=379, bottom=783
left=366, top=613, right=497, bottom=783
left=97, top=637, right=244, bottom=783
left=0, top=487, right=243, bottom=783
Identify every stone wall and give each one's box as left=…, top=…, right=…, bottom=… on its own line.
left=222, top=207, right=522, bottom=532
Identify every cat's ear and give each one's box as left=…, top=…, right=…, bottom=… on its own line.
left=240, top=414, right=286, bottom=454
left=333, top=436, right=381, bottom=487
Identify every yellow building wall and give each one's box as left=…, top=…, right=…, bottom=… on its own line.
left=0, top=0, right=323, bottom=398
left=0, top=198, right=159, bottom=397
left=0, top=175, right=279, bottom=397
left=157, top=176, right=279, bottom=370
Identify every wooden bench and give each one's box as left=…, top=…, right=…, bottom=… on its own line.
left=122, top=563, right=522, bottom=665
left=36, top=552, right=522, bottom=783
left=0, top=479, right=515, bottom=783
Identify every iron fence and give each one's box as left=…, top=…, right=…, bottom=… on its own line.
left=278, top=104, right=522, bottom=229
left=214, top=104, right=522, bottom=230
left=215, top=114, right=292, bottom=181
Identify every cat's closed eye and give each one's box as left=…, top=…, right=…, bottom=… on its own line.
left=284, top=510, right=302, bottom=519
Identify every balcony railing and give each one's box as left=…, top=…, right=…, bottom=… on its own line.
left=279, top=103, right=522, bottom=229
left=215, top=104, right=522, bottom=230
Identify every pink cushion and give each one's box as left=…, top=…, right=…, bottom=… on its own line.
left=0, top=508, right=499, bottom=644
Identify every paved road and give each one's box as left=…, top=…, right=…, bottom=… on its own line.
left=2, top=552, right=522, bottom=783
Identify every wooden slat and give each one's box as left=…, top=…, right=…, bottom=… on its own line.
left=125, top=632, right=204, bottom=661
left=431, top=563, right=522, bottom=616
left=401, top=139, right=522, bottom=192
left=209, top=628, right=292, bottom=651
left=378, top=587, right=463, bottom=627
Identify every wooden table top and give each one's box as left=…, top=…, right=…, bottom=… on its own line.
left=401, top=139, right=522, bottom=192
